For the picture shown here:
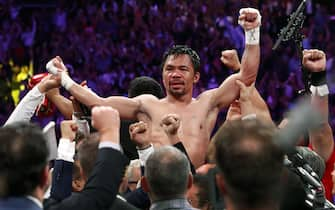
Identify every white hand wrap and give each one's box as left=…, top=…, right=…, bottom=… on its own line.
left=245, top=27, right=260, bottom=45
left=46, top=59, right=75, bottom=90
left=238, top=8, right=261, bottom=45
left=46, top=60, right=58, bottom=75
left=310, top=85, right=329, bottom=97
left=60, top=71, right=75, bottom=90
left=57, top=138, right=76, bottom=162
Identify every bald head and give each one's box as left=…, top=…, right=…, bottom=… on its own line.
left=145, top=146, right=191, bottom=200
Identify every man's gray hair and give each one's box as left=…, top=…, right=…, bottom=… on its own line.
left=145, top=146, right=190, bottom=200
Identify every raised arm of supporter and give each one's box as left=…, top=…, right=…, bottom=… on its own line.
left=129, top=121, right=151, bottom=150
left=205, top=8, right=261, bottom=110
left=251, top=88, right=274, bottom=124
left=46, top=88, right=73, bottom=119
left=46, top=56, right=140, bottom=120
left=220, top=50, right=241, bottom=72
left=50, top=120, right=77, bottom=201
left=46, top=107, right=128, bottom=210
left=221, top=49, right=273, bottom=123
left=224, top=81, right=256, bottom=122
left=160, top=113, right=181, bottom=145
left=46, top=82, right=93, bottom=121
left=240, top=82, right=274, bottom=124
left=225, top=82, right=273, bottom=124
left=303, top=49, right=334, bottom=161
left=225, top=101, right=242, bottom=122
left=91, top=106, right=120, bottom=147
left=60, top=120, right=77, bottom=141
left=129, top=121, right=154, bottom=166
left=160, top=114, right=196, bottom=174
left=4, top=74, right=60, bottom=126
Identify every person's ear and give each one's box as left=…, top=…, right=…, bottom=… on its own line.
left=72, top=178, right=85, bottom=192
left=193, top=72, right=200, bottom=84
left=141, top=176, right=150, bottom=193
left=72, top=162, right=86, bottom=192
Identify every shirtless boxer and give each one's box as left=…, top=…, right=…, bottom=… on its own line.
left=46, top=8, right=261, bottom=167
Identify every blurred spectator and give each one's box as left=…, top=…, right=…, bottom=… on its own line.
left=212, top=119, right=284, bottom=210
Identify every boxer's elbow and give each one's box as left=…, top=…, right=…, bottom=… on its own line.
left=89, top=96, right=105, bottom=108
left=239, top=70, right=257, bottom=86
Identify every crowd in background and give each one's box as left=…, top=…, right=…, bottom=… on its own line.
left=0, top=0, right=335, bottom=129
left=1, top=1, right=335, bottom=210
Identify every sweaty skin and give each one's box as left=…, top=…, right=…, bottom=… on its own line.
left=136, top=92, right=219, bottom=168
left=58, top=44, right=259, bottom=168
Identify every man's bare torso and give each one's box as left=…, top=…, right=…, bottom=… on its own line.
left=136, top=94, right=219, bottom=168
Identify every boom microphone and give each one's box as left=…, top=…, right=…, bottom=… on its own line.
left=272, top=0, right=306, bottom=50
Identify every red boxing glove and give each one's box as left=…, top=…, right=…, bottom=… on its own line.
left=28, top=73, right=49, bottom=90
left=28, top=73, right=56, bottom=117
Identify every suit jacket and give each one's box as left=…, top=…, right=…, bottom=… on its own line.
left=125, top=187, right=151, bottom=209
left=45, top=196, right=140, bottom=210
left=44, top=148, right=128, bottom=210
left=0, top=197, right=41, bottom=210
left=47, top=153, right=139, bottom=210
left=50, top=160, right=73, bottom=201
left=111, top=196, right=140, bottom=210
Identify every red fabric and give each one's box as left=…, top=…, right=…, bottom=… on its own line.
left=28, top=73, right=48, bottom=89
left=322, top=147, right=335, bottom=201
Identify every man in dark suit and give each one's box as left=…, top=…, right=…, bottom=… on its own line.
left=0, top=122, right=50, bottom=210
left=49, top=130, right=139, bottom=210
left=0, top=106, right=128, bottom=210
left=75, top=139, right=139, bottom=210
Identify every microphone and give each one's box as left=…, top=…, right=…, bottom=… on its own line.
left=276, top=100, right=335, bottom=209
left=284, top=156, right=321, bottom=188
left=272, top=0, right=306, bottom=50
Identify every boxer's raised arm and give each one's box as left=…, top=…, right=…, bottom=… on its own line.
left=65, top=83, right=141, bottom=120
left=204, top=8, right=261, bottom=110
